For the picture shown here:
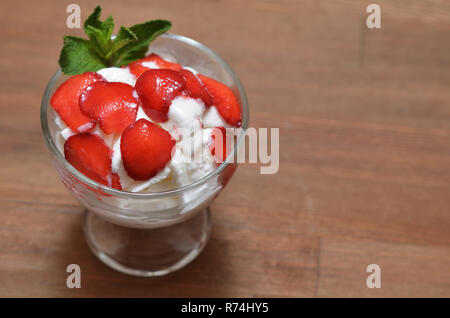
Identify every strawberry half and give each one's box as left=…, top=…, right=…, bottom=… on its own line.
left=50, top=72, right=104, bottom=132
left=64, top=133, right=121, bottom=190
left=121, top=119, right=175, bottom=180
left=209, top=127, right=229, bottom=164
left=180, top=69, right=213, bottom=107
left=197, top=74, right=242, bottom=127
left=135, top=69, right=186, bottom=122
left=128, top=53, right=182, bottom=77
left=79, top=81, right=138, bottom=134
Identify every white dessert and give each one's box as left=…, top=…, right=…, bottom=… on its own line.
left=54, top=61, right=232, bottom=194
left=96, top=67, right=136, bottom=86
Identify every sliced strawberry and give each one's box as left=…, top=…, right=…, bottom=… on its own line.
left=135, top=69, right=186, bottom=122
left=180, top=69, right=213, bottom=106
left=197, top=74, right=242, bottom=127
left=79, top=82, right=138, bottom=134
left=50, top=72, right=104, bottom=132
left=209, top=127, right=229, bottom=163
left=121, top=119, right=175, bottom=180
left=64, top=133, right=121, bottom=189
left=128, top=53, right=182, bottom=77
left=110, top=173, right=122, bottom=190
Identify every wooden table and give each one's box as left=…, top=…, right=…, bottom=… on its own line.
left=1, top=0, right=450, bottom=297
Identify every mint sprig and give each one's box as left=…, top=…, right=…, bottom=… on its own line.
left=58, top=6, right=171, bottom=75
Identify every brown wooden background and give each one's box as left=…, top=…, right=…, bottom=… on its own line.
left=1, top=0, right=450, bottom=297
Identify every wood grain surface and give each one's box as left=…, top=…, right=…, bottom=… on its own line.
left=1, top=0, right=450, bottom=297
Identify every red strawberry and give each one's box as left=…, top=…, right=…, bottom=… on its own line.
left=50, top=72, right=103, bottom=132
left=135, top=69, right=186, bottom=122
left=197, top=74, right=242, bottom=127
left=209, top=127, right=229, bottom=163
left=121, top=119, right=175, bottom=180
left=128, top=53, right=182, bottom=77
left=79, top=82, right=138, bottom=134
left=110, top=173, right=122, bottom=190
left=64, top=133, right=121, bottom=189
left=180, top=69, right=213, bottom=106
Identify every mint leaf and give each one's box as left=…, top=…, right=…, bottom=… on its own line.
left=129, top=20, right=171, bottom=50
left=85, top=25, right=110, bottom=55
left=58, top=6, right=171, bottom=74
left=117, top=20, right=171, bottom=65
left=59, top=36, right=107, bottom=75
left=83, top=6, right=114, bottom=58
left=105, top=27, right=138, bottom=61
left=115, top=26, right=138, bottom=43
left=84, top=6, right=114, bottom=41
left=116, top=47, right=148, bottom=67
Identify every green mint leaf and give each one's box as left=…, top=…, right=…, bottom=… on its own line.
left=59, top=6, right=171, bottom=74
left=129, top=20, right=171, bottom=48
left=84, top=6, right=114, bottom=39
left=59, top=36, right=107, bottom=75
left=85, top=25, right=110, bottom=55
left=84, top=5, right=102, bottom=30
left=105, top=39, right=133, bottom=61
left=84, top=6, right=114, bottom=56
left=116, top=47, right=148, bottom=67
left=115, top=26, right=139, bottom=43
left=105, top=27, right=138, bottom=61
left=102, top=16, right=114, bottom=41
left=119, top=20, right=171, bottom=63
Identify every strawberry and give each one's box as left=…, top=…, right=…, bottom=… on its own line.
left=50, top=72, right=104, bottom=132
left=110, top=173, right=122, bottom=190
left=64, top=133, right=121, bottom=189
left=79, top=81, right=138, bottom=134
left=197, top=74, right=242, bottom=127
left=135, top=69, right=186, bottom=122
left=180, top=69, right=213, bottom=106
left=128, top=53, right=182, bottom=77
left=209, top=127, right=229, bottom=163
left=121, top=119, right=175, bottom=180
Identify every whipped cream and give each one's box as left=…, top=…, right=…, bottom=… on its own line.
left=141, top=61, right=159, bottom=69
left=97, top=67, right=136, bottom=86
left=54, top=62, right=232, bottom=193
left=203, top=105, right=232, bottom=129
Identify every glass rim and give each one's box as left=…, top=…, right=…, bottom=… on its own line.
left=41, top=33, right=249, bottom=199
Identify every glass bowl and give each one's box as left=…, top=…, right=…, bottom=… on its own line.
left=41, top=33, right=249, bottom=277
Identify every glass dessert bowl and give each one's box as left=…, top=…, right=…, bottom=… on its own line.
left=41, top=33, right=249, bottom=277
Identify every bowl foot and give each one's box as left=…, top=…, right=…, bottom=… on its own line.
left=82, top=208, right=211, bottom=277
